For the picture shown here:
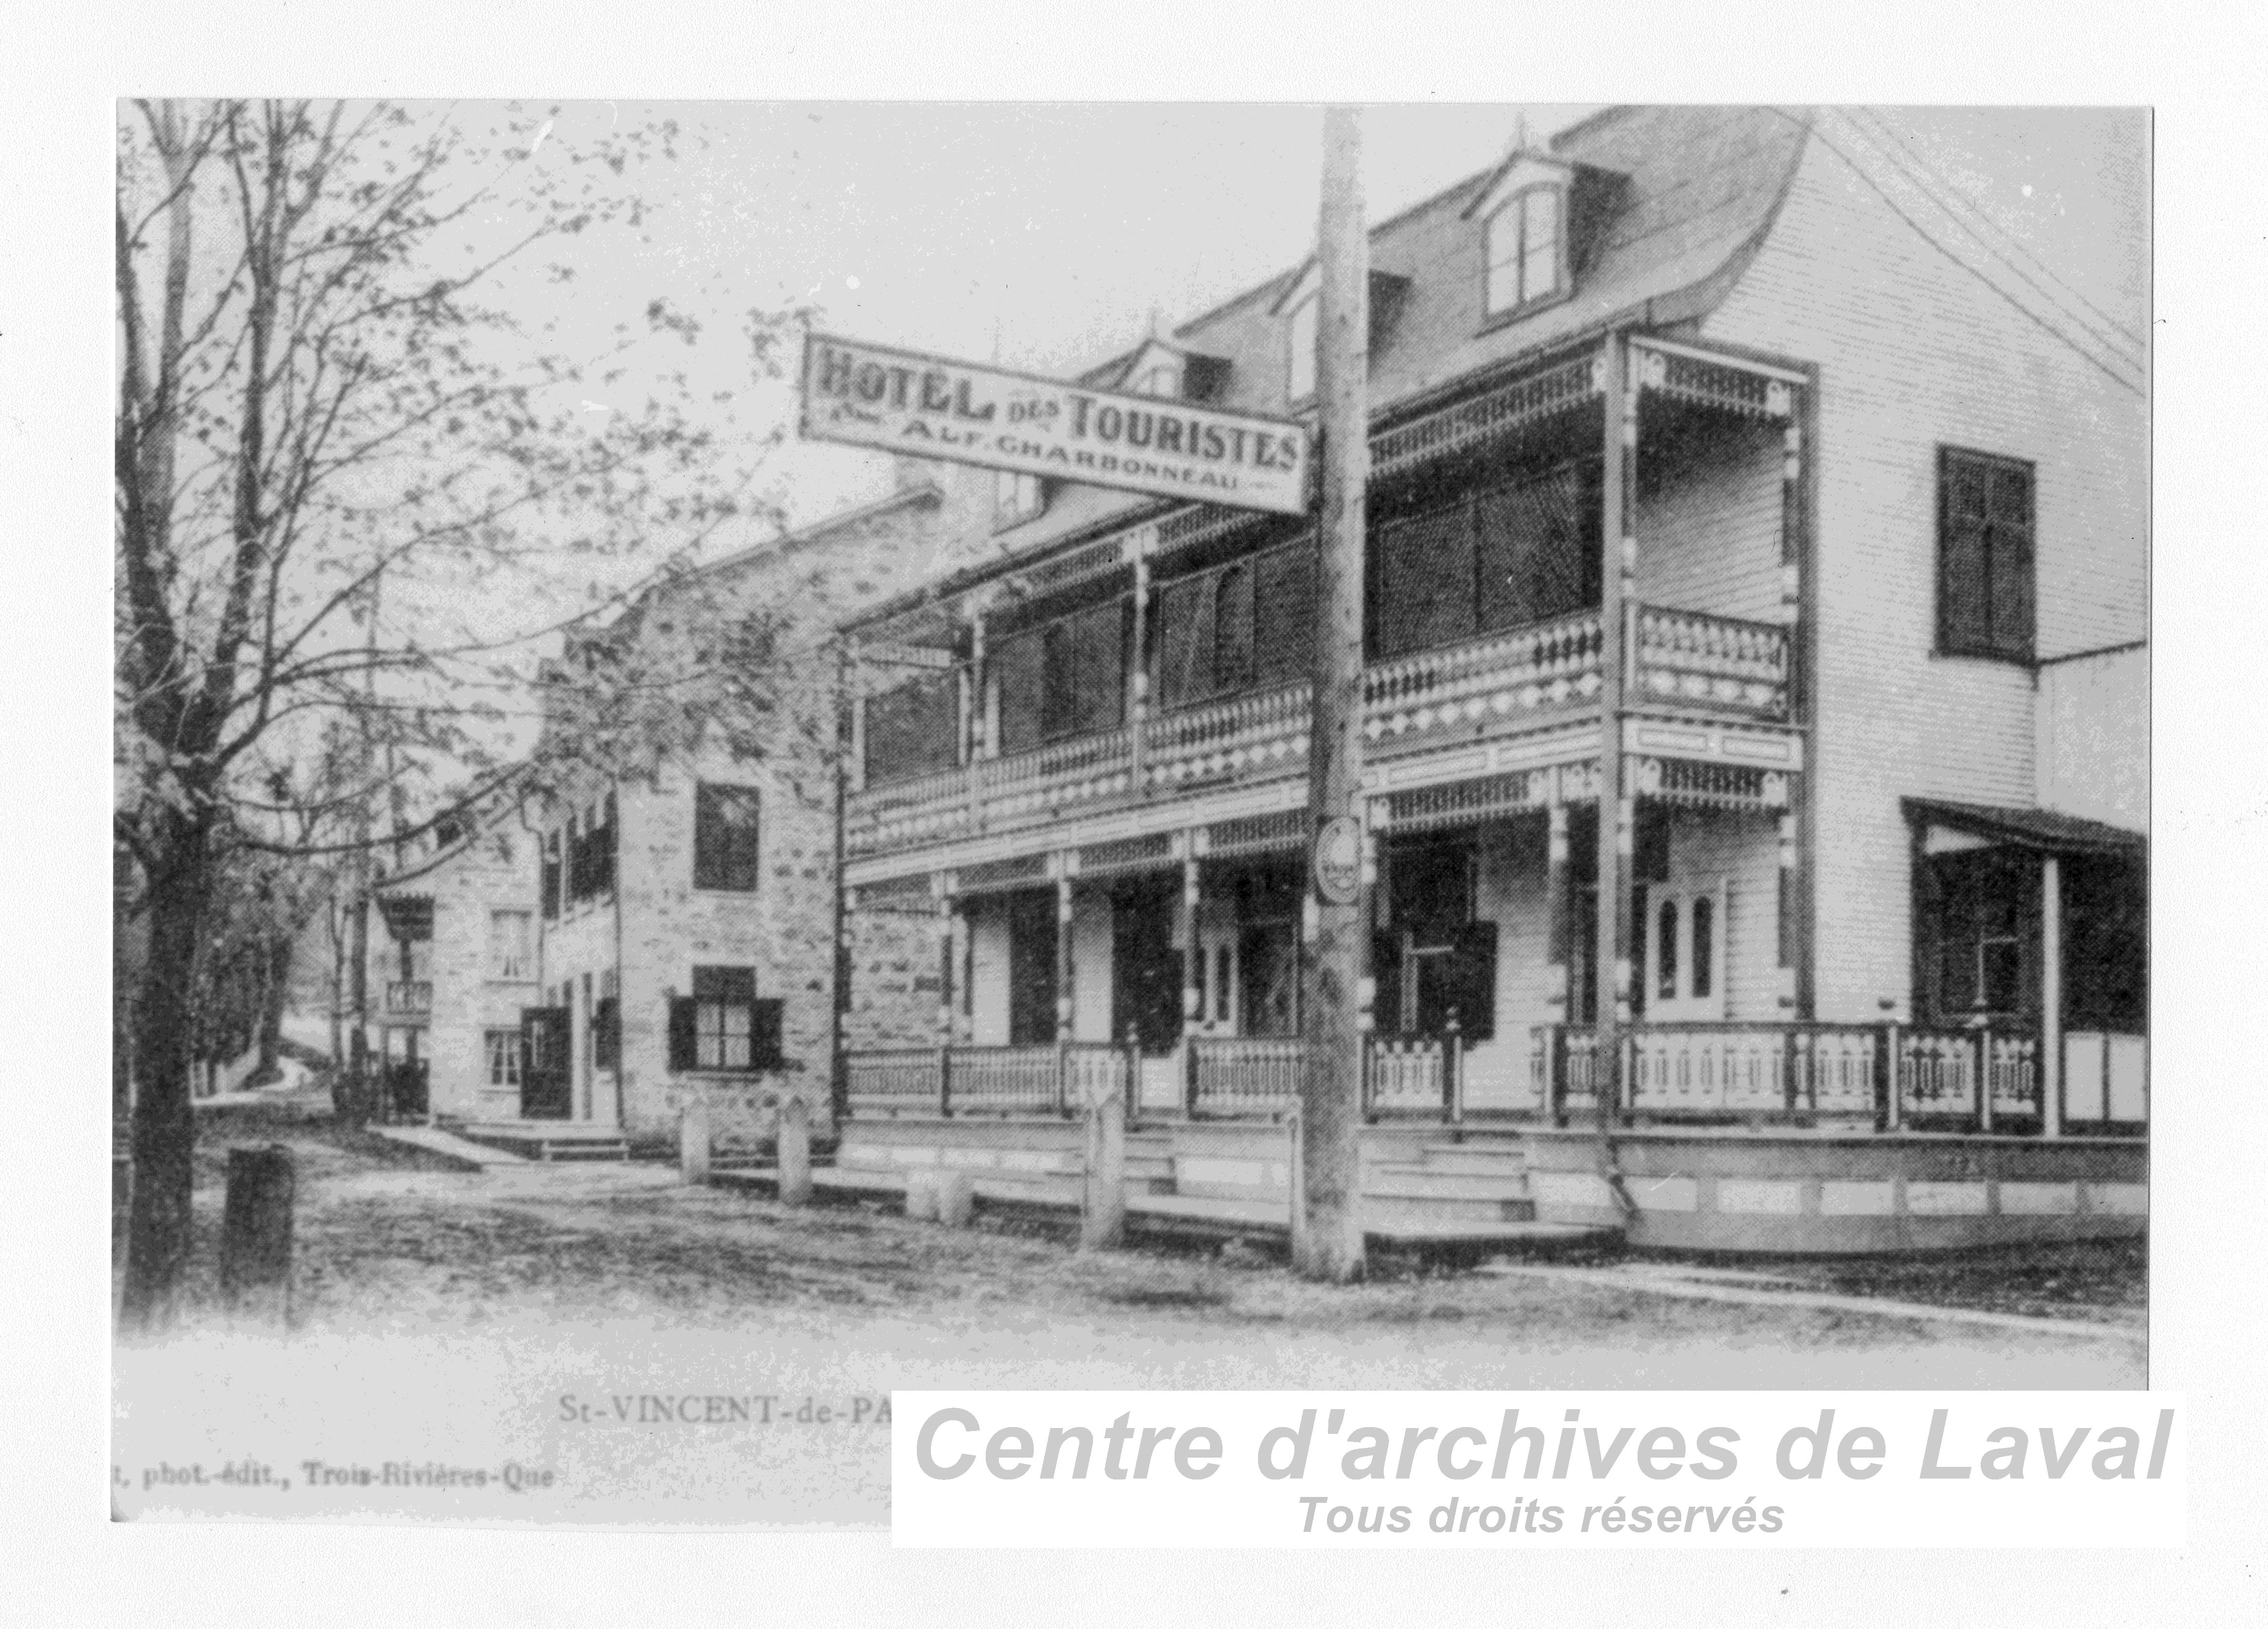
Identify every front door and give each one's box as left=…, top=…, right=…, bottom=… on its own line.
left=520, top=1006, right=572, bottom=1119
left=1110, top=875, right=1181, bottom=1055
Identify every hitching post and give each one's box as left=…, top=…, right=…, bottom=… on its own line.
left=778, top=1095, right=814, bottom=1206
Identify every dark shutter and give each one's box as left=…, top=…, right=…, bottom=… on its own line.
left=1938, top=448, right=2036, bottom=659
left=1212, top=564, right=1256, bottom=695
left=992, top=630, right=1046, bottom=754
left=666, top=997, right=697, bottom=1072
left=1253, top=544, right=1316, bottom=686
left=1988, top=462, right=2035, bottom=659
left=1370, top=932, right=1403, bottom=1037
left=1477, top=462, right=1590, bottom=632
left=1373, top=502, right=1476, bottom=659
left=1451, top=919, right=1498, bottom=1041
left=593, top=996, right=620, bottom=1068
left=866, top=674, right=960, bottom=785
left=750, top=998, right=784, bottom=1068
left=540, top=833, right=561, bottom=921
left=1155, top=574, right=1216, bottom=709
left=1070, top=600, right=1126, bottom=736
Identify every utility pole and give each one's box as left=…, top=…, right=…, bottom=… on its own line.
left=1294, top=105, right=1370, bottom=1282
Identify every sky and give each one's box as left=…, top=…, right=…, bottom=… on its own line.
left=514, top=101, right=2148, bottom=550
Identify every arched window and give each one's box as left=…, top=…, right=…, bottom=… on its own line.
left=1657, top=898, right=1680, bottom=1000
left=1691, top=894, right=1714, bottom=999
left=1485, top=186, right=1564, bottom=317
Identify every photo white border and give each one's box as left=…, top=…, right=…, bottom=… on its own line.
left=11, top=0, right=2264, bottom=1622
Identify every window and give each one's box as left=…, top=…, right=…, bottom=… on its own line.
left=1132, top=362, right=1178, bottom=399
left=1645, top=885, right=1726, bottom=1022
left=1373, top=835, right=1497, bottom=1040
left=668, top=965, right=783, bottom=1072
left=1287, top=295, right=1318, bottom=402
left=484, top=1030, right=521, bottom=1088
left=1937, top=448, right=2035, bottom=661
left=995, top=470, right=1044, bottom=528
left=563, top=795, right=616, bottom=906
left=1485, top=186, right=1564, bottom=317
left=693, top=782, right=761, bottom=892
left=488, top=910, right=532, bottom=981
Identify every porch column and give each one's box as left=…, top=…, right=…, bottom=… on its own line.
left=1544, top=794, right=1572, bottom=1022
left=1181, top=854, right=1202, bottom=1040
left=935, top=886, right=957, bottom=1047
left=1593, top=332, right=1638, bottom=1121
left=1777, top=806, right=1799, bottom=1013
left=965, top=611, right=987, bottom=831
left=1130, top=531, right=1152, bottom=796
left=2041, top=853, right=2064, bottom=1139
left=1778, top=408, right=1802, bottom=622
left=1055, top=867, right=1076, bottom=1044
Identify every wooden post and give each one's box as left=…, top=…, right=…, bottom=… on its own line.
left=1544, top=797, right=1572, bottom=1025
left=1055, top=870, right=1076, bottom=1044
left=936, top=1170, right=976, bottom=1229
left=678, top=1099, right=710, bottom=1185
left=2042, top=854, right=2064, bottom=1138
left=1081, top=1051, right=1128, bottom=1250
left=1181, top=855, right=1203, bottom=1041
left=937, top=891, right=957, bottom=1046
left=778, top=1096, right=813, bottom=1206
left=1294, top=104, right=1371, bottom=1283
left=219, top=1144, right=294, bottom=1328
left=1594, top=332, right=1635, bottom=1172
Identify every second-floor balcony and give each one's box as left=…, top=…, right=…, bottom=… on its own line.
left=848, top=600, right=1791, bottom=863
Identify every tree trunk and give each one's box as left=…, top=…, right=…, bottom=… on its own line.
left=120, top=816, right=212, bottom=1333
left=256, top=930, right=292, bottom=1079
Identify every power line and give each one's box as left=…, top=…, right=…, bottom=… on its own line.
left=1844, top=106, right=2146, bottom=359
left=1770, top=108, right=2143, bottom=399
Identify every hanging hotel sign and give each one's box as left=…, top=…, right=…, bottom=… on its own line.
left=799, top=332, right=1311, bottom=516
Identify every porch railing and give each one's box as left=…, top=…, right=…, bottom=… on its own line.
left=847, top=602, right=1787, bottom=860
left=1188, top=1036, right=1305, bottom=1119
left=842, top=1042, right=1132, bottom=1121
left=1631, top=607, right=1790, bottom=720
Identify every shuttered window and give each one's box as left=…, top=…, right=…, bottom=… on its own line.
left=1010, top=600, right=1125, bottom=748
left=1476, top=460, right=1599, bottom=631
left=1937, top=447, right=2035, bottom=662
left=667, top=965, right=783, bottom=1072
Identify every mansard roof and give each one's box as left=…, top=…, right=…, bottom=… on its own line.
left=876, top=105, right=1811, bottom=601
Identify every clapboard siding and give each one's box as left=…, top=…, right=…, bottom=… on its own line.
left=1703, top=113, right=2147, bottom=1023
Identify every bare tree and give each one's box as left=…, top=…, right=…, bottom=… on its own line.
left=114, top=98, right=798, bottom=1330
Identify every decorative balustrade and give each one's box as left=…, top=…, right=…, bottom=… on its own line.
left=980, top=728, right=1136, bottom=825
left=846, top=602, right=1792, bottom=862
left=1632, top=608, right=1790, bottom=719
left=383, top=980, right=433, bottom=1018
left=1188, top=1036, right=1305, bottom=1119
left=1143, top=682, right=1309, bottom=792
left=1363, top=611, right=1604, bottom=747
left=1365, top=1033, right=1461, bottom=1120
left=842, top=1043, right=1131, bottom=1121
left=1894, top=1027, right=2041, bottom=1129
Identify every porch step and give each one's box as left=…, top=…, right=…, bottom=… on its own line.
left=1367, top=1219, right=1617, bottom=1247
left=1359, top=1192, right=1539, bottom=1230
left=717, top=1164, right=1087, bottom=1213
left=1415, top=1142, right=1532, bottom=1178
left=1127, top=1192, right=1291, bottom=1231
left=1363, top=1162, right=1531, bottom=1203
left=446, top=1121, right=631, bottom=1163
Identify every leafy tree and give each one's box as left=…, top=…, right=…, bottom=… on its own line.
left=114, top=98, right=797, bottom=1330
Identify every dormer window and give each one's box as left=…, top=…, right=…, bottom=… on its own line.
left=994, top=470, right=1044, bottom=529
left=1485, top=185, right=1563, bottom=317
left=1132, top=362, right=1178, bottom=399
left=1286, top=294, right=1318, bottom=403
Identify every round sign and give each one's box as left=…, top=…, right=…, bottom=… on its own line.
left=1312, top=815, right=1364, bottom=906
